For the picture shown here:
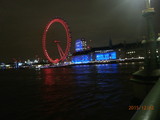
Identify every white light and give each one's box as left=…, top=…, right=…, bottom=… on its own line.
left=146, top=0, right=151, bottom=8
left=157, top=37, right=160, bottom=41
left=34, top=60, right=38, bottom=63
left=141, top=40, right=146, bottom=44
left=37, top=65, right=42, bottom=68
left=18, top=63, right=23, bottom=66
left=149, top=0, right=151, bottom=7
left=6, top=65, right=10, bottom=67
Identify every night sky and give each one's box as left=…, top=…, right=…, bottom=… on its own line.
left=0, top=0, right=160, bottom=62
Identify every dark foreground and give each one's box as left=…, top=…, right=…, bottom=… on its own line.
left=0, top=63, right=145, bottom=120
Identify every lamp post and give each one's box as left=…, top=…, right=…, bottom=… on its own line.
left=131, top=0, right=160, bottom=82
left=146, top=0, right=151, bottom=8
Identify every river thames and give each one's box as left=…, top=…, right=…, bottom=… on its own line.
left=0, top=62, right=145, bottom=120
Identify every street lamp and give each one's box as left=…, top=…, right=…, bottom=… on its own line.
left=131, top=0, right=160, bottom=83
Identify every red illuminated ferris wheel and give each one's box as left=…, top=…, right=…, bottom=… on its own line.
left=42, top=17, right=71, bottom=63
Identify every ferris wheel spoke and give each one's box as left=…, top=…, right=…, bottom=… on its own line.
left=54, top=40, right=65, bottom=59
left=57, top=44, right=64, bottom=58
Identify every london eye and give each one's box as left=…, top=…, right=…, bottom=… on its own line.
left=42, top=17, right=71, bottom=63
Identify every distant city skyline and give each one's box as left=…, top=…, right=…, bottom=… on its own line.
left=0, top=0, right=160, bottom=62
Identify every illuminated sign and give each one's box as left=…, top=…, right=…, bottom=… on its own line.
left=96, top=52, right=116, bottom=61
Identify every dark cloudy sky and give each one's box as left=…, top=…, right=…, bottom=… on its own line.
left=0, top=0, right=160, bottom=62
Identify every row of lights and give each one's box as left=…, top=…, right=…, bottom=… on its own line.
left=126, top=51, right=136, bottom=54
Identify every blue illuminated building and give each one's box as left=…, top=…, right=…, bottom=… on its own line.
left=95, top=51, right=116, bottom=61
left=75, top=38, right=87, bottom=52
left=75, top=39, right=83, bottom=52
left=72, top=45, right=117, bottom=64
left=72, top=55, right=91, bottom=64
left=72, top=39, right=156, bottom=64
left=72, top=38, right=117, bottom=64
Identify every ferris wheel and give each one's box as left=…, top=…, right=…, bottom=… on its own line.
left=42, top=17, right=71, bottom=63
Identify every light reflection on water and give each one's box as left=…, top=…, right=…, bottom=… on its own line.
left=43, top=68, right=56, bottom=86
left=0, top=63, right=143, bottom=120
left=95, top=64, right=118, bottom=73
left=39, top=63, right=142, bottom=120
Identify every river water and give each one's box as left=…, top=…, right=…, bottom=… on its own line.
left=0, top=63, right=143, bottom=120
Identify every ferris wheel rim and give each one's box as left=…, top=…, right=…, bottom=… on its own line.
left=42, top=17, right=71, bottom=63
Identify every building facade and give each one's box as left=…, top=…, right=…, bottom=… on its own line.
left=72, top=38, right=160, bottom=64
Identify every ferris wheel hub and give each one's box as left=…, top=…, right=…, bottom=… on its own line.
left=54, top=40, right=61, bottom=43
